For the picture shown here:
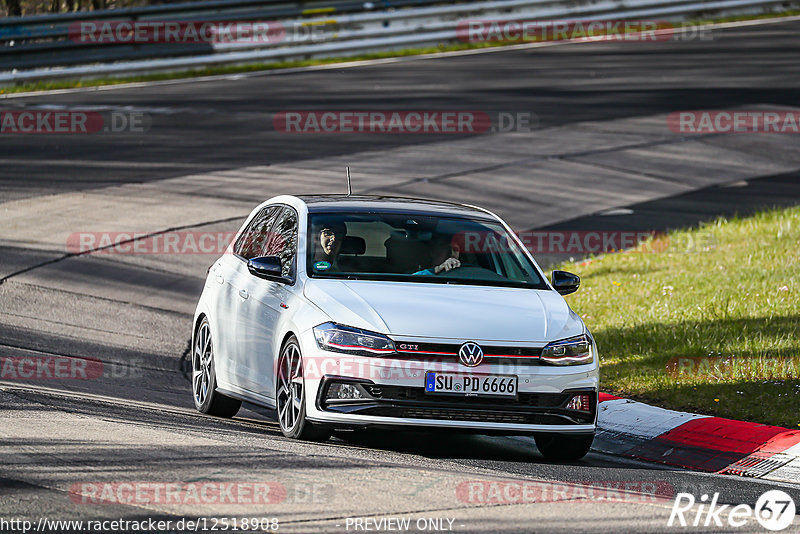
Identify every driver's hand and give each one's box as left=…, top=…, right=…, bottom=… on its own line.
left=434, top=258, right=461, bottom=274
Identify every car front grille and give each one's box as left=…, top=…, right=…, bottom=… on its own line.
left=390, top=341, right=542, bottom=363
left=403, top=408, right=561, bottom=424
left=355, top=406, right=578, bottom=425
left=362, top=385, right=571, bottom=408
left=318, top=380, right=596, bottom=426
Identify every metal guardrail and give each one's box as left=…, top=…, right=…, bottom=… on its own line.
left=0, top=0, right=446, bottom=69
left=0, top=0, right=796, bottom=84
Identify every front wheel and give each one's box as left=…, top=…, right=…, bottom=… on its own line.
left=535, top=434, right=594, bottom=461
left=192, top=318, right=241, bottom=418
left=276, top=336, right=331, bottom=442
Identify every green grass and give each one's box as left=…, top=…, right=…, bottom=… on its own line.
left=691, top=9, right=800, bottom=24
left=2, top=10, right=798, bottom=95
left=557, top=205, right=800, bottom=428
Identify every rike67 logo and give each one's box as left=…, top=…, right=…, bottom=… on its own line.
left=668, top=490, right=796, bottom=531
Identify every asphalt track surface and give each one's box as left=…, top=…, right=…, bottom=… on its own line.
left=1, top=18, right=800, bottom=534
left=1, top=18, right=800, bottom=200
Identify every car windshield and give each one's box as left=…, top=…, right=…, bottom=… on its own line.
left=307, top=211, right=547, bottom=288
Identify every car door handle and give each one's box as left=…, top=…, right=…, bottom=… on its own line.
left=238, top=289, right=249, bottom=300
left=215, top=274, right=224, bottom=284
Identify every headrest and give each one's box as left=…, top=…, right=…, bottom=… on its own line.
left=340, top=236, right=366, bottom=255
left=384, top=234, right=428, bottom=272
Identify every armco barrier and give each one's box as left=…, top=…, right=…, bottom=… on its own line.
left=0, top=0, right=797, bottom=84
left=0, top=0, right=443, bottom=70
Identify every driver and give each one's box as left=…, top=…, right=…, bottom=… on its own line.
left=414, top=237, right=460, bottom=275
left=313, top=220, right=346, bottom=270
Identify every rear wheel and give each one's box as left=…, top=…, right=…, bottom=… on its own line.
left=535, top=434, right=594, bottom=461
left=192, top=318, right=241, bottom=418
left=276, top=336, right=331, bottom=441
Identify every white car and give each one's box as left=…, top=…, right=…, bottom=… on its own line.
left=192, top=195, right=599, bottom=460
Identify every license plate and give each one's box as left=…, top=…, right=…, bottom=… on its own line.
left=424, top=372, right=518, bottom=398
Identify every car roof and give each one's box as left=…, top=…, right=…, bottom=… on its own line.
left=296, top=195, right=496, bottom=220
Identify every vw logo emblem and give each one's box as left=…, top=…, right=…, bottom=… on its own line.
left=459, top=342, right=484, bottom=367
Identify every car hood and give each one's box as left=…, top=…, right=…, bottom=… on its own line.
left=303, top=279, right=584, bottom=343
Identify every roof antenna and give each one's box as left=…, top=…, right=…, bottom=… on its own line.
left=346, top=166, right=352, bottom=196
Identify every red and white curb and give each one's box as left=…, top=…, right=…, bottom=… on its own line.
left=594, top=393, right=800, bottom=484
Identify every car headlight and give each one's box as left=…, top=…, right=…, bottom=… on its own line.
left=313, top=322, right=396, bottom=356
left=541, top=334, right=593, bottom=365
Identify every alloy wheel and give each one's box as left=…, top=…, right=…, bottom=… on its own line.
left=277, top=342, right=304, bottom=433
left=192, top=321, right=212, bottom=407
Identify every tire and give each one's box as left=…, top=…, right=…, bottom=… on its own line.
left=276, top=336, right=331, bottom=441
left=535, top=433, right=594, bottom=461
left=192, top=317, right=241, bottom=418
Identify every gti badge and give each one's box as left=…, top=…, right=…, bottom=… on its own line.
left=459, top=342, right=484, bottom=367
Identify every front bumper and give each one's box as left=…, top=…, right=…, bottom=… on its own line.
left=299, top=330, right=599, bottom=434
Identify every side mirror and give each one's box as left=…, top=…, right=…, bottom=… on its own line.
left=552, top=270, right=580, bottom=295
left=247, top=256, right=284, bottom=281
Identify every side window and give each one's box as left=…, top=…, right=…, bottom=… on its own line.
left=262, top=207, right=298, bottom=278
left=233, top=206, right=281, bottom=260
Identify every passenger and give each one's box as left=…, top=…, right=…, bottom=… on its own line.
left=414, top=237, right=461, bottom=275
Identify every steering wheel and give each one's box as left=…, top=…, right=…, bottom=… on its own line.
left=435, top=264, right=487, bottom=278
